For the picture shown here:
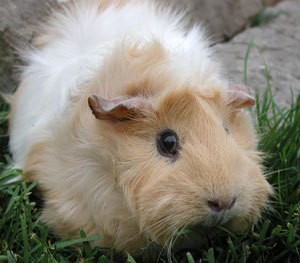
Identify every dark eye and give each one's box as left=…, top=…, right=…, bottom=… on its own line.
left=156, top=129, right=180, bottom=159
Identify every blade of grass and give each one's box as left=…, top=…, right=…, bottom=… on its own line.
left=21, top=214, right=29, bottom=263
left=243, top=39, right=254, bottom=85
left=53, top=235, right=101, bottom=250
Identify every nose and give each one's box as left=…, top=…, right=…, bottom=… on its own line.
left=207, top=197, right=236, bottom=212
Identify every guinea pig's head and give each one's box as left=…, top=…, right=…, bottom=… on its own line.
left=87, top=43, right=273, bottom=247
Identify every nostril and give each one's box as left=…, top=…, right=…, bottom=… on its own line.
left=207, top=199, right=222, bottom=212
left=228, top=197, right=236, bottom=210
left=207, top=197, right=237, bottom=212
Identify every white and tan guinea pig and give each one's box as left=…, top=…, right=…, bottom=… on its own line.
left=9, top=0, right=272, bottom=254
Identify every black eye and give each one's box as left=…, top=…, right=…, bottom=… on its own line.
left=156, top=129, right=180, bottom=159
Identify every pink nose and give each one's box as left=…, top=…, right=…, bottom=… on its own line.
left=207, top=198, right=236, bottom=212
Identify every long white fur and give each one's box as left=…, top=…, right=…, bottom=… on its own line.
left=10, top=0, right=222, bottom=168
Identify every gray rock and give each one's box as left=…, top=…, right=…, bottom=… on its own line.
left=0, top=0, right=263, bottom=41
left=161, top=0, right=263, bottom=41
left=214, top=0, right=300, bottom=106
left=0, top=0, right=57, bottom=41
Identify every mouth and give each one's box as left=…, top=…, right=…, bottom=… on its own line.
left=204, top=210, right=234, bottom=227
left=159, top=212, right=240, bottom=257
left=168, top=223, right=225, bottom=257
left=170, top=213, right=233, bottom=245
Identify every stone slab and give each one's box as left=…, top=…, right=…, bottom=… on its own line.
left=215, top=0, right=300, bottom=106
left=0, top=0, right=263, bottom=41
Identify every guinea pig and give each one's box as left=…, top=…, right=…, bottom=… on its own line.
left=9, top=0, right=273, bottom=255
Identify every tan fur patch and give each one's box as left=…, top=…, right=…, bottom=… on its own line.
left=97, top=0, right=128, bottom=12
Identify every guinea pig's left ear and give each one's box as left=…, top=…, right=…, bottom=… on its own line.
left=227, top=84, right=256, bottom=109
left=88, top=95, right=152, bottom=121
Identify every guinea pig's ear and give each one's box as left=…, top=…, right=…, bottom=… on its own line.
left=227, top=84, right=256, bottom=109
left=88, top=95, right=152, bottom=121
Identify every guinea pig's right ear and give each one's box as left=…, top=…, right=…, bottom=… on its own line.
left=88, top=95, right=152, bottom=121
left=227, top=84, right=256, bottom=109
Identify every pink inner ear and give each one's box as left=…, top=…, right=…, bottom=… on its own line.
left=227, top=84, right=256, bottom=108
left=88, top=95, right=152, bottom=121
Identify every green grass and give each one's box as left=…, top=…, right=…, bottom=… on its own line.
left=251, top=8, right=279, bottom=28
left=0, top=39, right=299, bottom=262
